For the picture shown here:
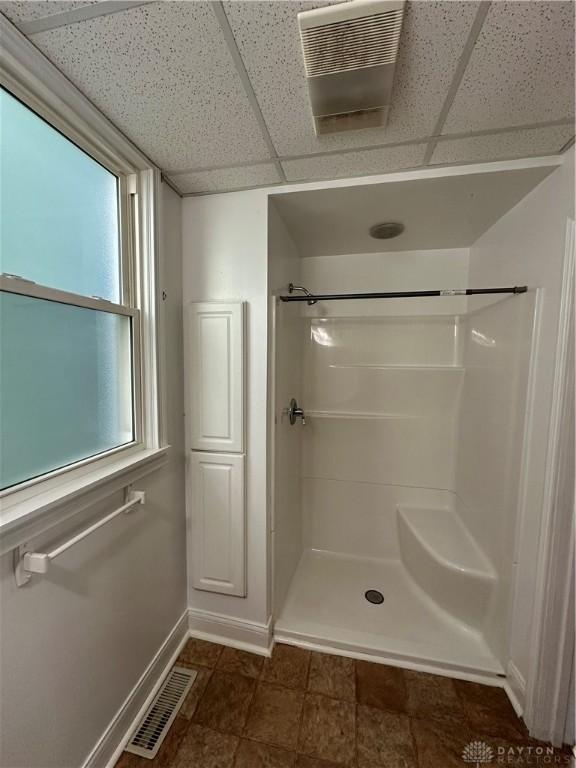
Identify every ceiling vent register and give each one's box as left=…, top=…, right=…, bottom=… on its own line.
left=298, top=0, right=405, bottom=135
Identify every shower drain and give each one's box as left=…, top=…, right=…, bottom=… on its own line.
left=365, top=589, right=384, bottom=605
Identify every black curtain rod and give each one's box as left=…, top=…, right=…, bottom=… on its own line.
left=279, top=286, right=528, bottom=302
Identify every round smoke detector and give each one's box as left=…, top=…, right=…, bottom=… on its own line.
left=369, top=222, right=405, bottom=240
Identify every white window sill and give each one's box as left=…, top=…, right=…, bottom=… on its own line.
left=0, top=446, right=169, bottom=555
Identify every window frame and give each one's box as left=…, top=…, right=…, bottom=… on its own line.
left=0, top=15, right=166, bottom=537
left=0, top=274, right=143, bottom=493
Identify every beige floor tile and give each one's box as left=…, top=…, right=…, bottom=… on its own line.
left=233, top=739, right=296, bottom=767
left=357, top=705, right=417, bottom=768
left=308, top=653, right=355, bottom=702
left=295, top=758, right=348, bottom=768
left=411, top=718, right=475, bottom=768
left=454, top=679, right=526, bottom=741
left=177, top=638, right=223, bottom=669
left=261, top=644, right=311, bottom=690
left=298, top=693, right=355, bottom=765
left=192, top=672, right=255, bottom=735
left=171, top=724, right=238, bottom=768
left=355, top=661, right=406, bottom=713
left=244, top=682, right=305, bottom=750
left=404, top=669, right=463, bottom=725
left=217, top=646, right=265, bottom=679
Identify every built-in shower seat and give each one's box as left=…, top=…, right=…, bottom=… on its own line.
left=397, top=505, right=497, bottom=630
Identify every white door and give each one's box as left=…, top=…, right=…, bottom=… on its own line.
left=188, top=451, right=246, bottom=596
left=185, top=301, right=245, bottom=453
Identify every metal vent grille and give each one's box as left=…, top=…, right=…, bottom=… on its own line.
left=125, top=666, right=197, bottom=759
left=301, top=8, right=404, bottom=78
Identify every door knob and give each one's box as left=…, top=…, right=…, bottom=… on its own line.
left=287, top=398, right=306, bottom=425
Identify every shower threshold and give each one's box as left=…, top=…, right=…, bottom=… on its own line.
left=274, top=549, right=503, bottom=681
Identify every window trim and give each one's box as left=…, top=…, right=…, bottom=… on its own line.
left=0, top=445, right=169, bottom=557
left=0, top=275, right=139, bottom=318
left=0, top=14, right=166, bottom=540
left=0, top=87, right=145, bottom=495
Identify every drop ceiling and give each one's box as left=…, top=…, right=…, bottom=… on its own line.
left=0, top=0, right=574, bottom=195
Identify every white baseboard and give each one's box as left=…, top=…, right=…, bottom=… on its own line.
left=83, top=610, right=190, bottom=768
left=188, top=607, right=273, bottom=657
left=505, top=660, right=527, bottom=717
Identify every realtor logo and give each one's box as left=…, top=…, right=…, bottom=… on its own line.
left=462, top=741, right=495, bottom=766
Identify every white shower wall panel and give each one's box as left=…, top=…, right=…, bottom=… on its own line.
left=305, top=359, right=464, bottom=416
left=456, top=295, right=534, bottom=571
left=303, top=414, right=458, bottom=489
left=300, top=250, right=469, bottom=318
left=303, top=478, right=456, bottom=560
left=301, top=308, right=466, bottom=561
left=455, top=293, right=535, bottom=663
left=303, top=316, right=462, bottom=369
left=268, top=203, right=304, bottom=615
left=272, top=304, right=304, bottom=614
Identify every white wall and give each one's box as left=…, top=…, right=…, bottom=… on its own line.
left=467, top=147, right=575, bottom=705
left=182, top=189, right=270, bottom=627
left=0, top=183, right=187, bottom=768
left=455, top=293, right=535, bottom=665
left=268, top=203, right=303, bottom=615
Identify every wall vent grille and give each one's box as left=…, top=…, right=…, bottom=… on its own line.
left=125, top=666, right=197, bottom=759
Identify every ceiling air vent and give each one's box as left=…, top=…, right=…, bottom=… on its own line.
left=298, top=0, right=405, bottom=135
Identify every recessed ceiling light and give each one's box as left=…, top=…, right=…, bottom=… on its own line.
left=369, top=222, right=405, bottom=239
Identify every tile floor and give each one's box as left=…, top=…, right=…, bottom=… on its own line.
left=116, top=640, right=572, bottom=768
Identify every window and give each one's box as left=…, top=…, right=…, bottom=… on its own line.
left=0, top=87, right=141, bottom=492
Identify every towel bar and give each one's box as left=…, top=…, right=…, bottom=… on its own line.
left=14, top=488, right=145, bottom=587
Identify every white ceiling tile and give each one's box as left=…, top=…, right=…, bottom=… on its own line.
left=30, top=2, right=272, bottom=170
left=170, top=163, right=281, bottom=194
left=431, top=125, right=574, bottom=165
left=0, top=1, right=98, bottom=23
left=282, top=143, right=426, bottom=182
left=225, top=1, right=479, bottom=157
left=443, top=1, right=575, bottom=133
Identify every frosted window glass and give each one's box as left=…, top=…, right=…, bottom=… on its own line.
left=0, top=88, right=120, bottom=302
left=0, top=293, right=133, bottom=490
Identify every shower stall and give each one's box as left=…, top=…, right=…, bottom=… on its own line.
left=268, top=169, right=542, bottom=682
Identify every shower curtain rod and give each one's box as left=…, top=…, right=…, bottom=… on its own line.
left=279, top=285, right=528, bottom=303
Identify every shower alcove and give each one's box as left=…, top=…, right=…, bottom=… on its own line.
left=268, top=163, right=547, bottom=682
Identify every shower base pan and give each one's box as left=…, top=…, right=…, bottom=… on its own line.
left=274, top=549, right=503, bottom=681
